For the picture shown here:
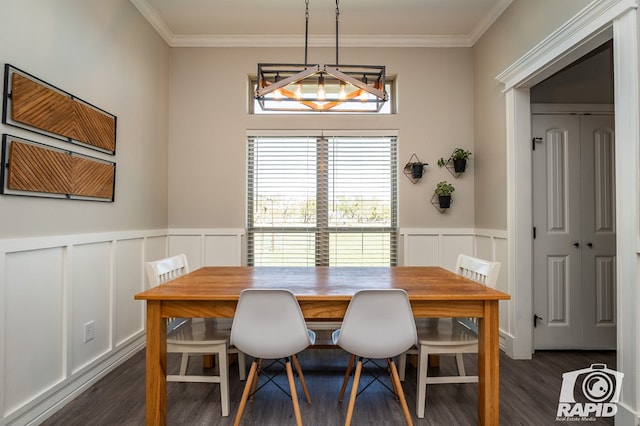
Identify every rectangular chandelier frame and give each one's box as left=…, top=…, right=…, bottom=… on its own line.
left=256, top=63, right=388, bottom=113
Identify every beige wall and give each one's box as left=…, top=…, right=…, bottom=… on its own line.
left=472, top=0, right=593, bottom=230
left=0, top=0, right=170, bottom=238
left=168, top=46, right=475, bottom=230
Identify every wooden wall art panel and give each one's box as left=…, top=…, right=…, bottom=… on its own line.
left=1, top=135, right=115, bottom=201
left=2, top=64, right=117, bottom=154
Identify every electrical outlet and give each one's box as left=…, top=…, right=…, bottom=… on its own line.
left=83, top=320, right=95, bottom=343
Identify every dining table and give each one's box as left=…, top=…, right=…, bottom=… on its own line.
left=134, top=266, right=510, bottom=425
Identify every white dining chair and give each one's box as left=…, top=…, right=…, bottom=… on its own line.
left=404, top=254, right=501, bottom=419
left=144, top=254, right=246, bottom=417
left=230, top=288, right=316, bottom=426
left=332, top=289, right=417, bottom=426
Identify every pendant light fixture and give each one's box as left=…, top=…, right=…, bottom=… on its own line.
left=255, top=0, right=388, bottom=113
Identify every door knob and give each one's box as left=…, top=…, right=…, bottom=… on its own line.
left=573, top=242, right=580, bottom=248
left=587, top=243, right=593, bottom=247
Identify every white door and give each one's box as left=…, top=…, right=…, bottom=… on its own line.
left=532, top=113, right=616, bottom=350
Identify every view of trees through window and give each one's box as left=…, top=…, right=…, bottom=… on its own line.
left=247, top=135, right=397, bottom=266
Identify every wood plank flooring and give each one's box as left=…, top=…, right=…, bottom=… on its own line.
left=41, top=348, right=615, bottom=425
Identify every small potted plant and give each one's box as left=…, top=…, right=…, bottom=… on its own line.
left=437, top=148, right=472, bottom=173
left=435, top=180, right=455, bottom=208
left=451, top=148, right=472, bottom=173
left=404, top=160, right=427, bottom=179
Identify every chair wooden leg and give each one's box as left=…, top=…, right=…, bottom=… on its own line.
left=389, top=359, right=413, bottom=426
left=250, top=358, right=262, bottom=401
left=416, top=347, right=429, bottom=418
left=386, top=359, right=399, bottom=397
left=338, top=354, right=356, bottom=402
left=344, top=359, right=362, bottom=426
left=234, top=361, right=258, bottom=426
left=285, top=360, right=303, bottom=426
left=292, top=354, right=312, bottom=404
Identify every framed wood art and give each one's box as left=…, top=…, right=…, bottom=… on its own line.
left=2, top=64, right=117, bottom=155
left=1, top=134, right=115, bottom=202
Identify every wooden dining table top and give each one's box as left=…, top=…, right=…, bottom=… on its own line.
left=135, top=266, right=510, bottom=302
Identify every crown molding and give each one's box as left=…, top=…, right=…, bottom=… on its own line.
left=129, top=0, right=511, bottom=48
left=469, top=0, right=513, bottom=45
left=168, top=34, right=473, bottom=48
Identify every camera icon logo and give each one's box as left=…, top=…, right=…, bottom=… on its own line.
left=557, top=363, right=623, bottom=420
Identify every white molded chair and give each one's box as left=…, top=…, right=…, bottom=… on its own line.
left=332, top=289, right=417, bottom=426
left=404, top=254, right=501, bottom=419
left=231, top=289, right=316, bottom=426
left=144, top=254, right=246, bottom=417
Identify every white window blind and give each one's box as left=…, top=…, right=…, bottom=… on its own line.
left=247, top=134, right=397, bottom=266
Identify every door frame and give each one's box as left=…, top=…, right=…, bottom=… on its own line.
left=497, top=1, right=639, bottom=422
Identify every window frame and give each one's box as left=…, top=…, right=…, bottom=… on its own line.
left=247, top=131, right=398, bottom=266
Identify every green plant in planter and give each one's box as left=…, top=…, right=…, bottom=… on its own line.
left=435, top=180, right=455, bottom=209
left=452, top=148, right=472, bottom=160
left=451, top=148, right=472, bottom=173
left=438, top=148, right=472, bottom=172
left=435, top=181, right=455, bottom=196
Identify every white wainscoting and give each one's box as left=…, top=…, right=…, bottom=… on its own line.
left=0, top=228, right=244, bottom=426
left=400, top=228, right=513, bottom=354
left=2, top=227, right=509, bottom=424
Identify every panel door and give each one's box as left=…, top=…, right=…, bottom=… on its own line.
left=532, top=113, right=616, bottom=350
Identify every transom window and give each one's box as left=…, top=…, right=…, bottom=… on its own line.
left=247, top=133, right=397, bottom=266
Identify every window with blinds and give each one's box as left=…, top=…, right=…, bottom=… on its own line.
left=247, top=134, right=397, bottom=266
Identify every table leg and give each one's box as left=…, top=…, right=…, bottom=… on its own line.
left=146, top=301, right=167, bottom=426
left=478, top=300, right=500, bottom=425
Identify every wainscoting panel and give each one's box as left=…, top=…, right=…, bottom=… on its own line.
left=169, top=229, right=245, bottom=269
left=71, top=242, right=111, bottom=374
left=4, top=247, right=65, bottom=419
left=114, top=239, right=145, bottom=347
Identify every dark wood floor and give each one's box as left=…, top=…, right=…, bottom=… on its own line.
left=41, top=348, right=615, bottom=425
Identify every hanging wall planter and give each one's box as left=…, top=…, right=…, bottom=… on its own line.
left=438, top=148, right=472, bottom=178
left=403, top=153, right=428, bottom=183
left=433, top=180, right=455, bottom=211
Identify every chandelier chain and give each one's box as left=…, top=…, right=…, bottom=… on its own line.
left=335, top=0, right=340, bottom=65
left=304, top=0, right=310, bottom=65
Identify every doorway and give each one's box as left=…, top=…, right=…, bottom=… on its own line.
left=529, top=42, right=616, bottom=350
left=531, top=110, right=616, bottom=350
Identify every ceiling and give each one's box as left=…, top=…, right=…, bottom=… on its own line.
left=130, top=0, right=513, bottom=47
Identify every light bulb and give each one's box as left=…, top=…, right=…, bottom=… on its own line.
left=317, top=75, right=325, bottom=100
left=295, top=83, right=302, bottom=100
left=339, top=82, right=346, bottom=100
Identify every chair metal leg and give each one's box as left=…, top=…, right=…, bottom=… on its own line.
left=285, top=360, right=303, bottom=426
left=389, top=359, right=413, bottom=426
left=234, top=361, right=258, bottom=426
left=344, top=359, right=363, bottom=426
left=292, top=354, right=312, bottom=404
left=338, top=354, right=356, bottom=402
